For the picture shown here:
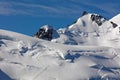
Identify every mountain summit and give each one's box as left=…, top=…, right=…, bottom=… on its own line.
left=52, top=12, right=120, bottom=46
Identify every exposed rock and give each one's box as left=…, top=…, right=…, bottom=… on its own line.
left=90, top=14, right=106, bottom=26
left=110, top=21, right=118, bottom=28
left=34, top=25, right=53, bottom=41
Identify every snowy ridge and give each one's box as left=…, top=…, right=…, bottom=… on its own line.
left=53, top=13, right=120, bottom=47
left=0, top=29, right=120, bottom=80
left=110, top=14, right=120, bottom=25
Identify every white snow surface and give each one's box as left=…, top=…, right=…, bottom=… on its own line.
left=0, top=28, right=120, bottom=80
left=0, top=13, right=120, bottom=80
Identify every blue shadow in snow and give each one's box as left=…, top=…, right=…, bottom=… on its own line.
left=19, top=47, right=28, bottom=55
left=91, top=64, right=114, bottom=73
left=90, top=55, right=109, bottom=59
left=0, top=41, right=5, bottom=47
left=65, top=53, right=81, bottom=63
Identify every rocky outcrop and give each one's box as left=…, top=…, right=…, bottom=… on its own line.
left=110, top=21, right=118, bottom=28
left=34, top=25, right=53, bottom=41
left=90, top=14, right=106, bottom=26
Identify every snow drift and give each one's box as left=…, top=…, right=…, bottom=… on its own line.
left=0, top=29, right=120, bottom=80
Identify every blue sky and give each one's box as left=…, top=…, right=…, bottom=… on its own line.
left=0, top=0, right=120, bottom=36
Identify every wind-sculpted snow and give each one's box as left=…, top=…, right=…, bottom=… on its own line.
left=0, top=29, right=120, bottom=80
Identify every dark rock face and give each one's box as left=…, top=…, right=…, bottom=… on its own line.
left=110, top=21, right=118, bottom=28
left=91, top=14, right=106, bottom=26
left=34, top=26, right=53, bottom=41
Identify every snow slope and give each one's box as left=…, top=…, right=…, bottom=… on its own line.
left=0, top=29, right=120, bottom=80
left=110, top=14, right=120, bottom=25
left=53, top=13, right=120, bottom=47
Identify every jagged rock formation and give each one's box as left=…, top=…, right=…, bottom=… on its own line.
left=90, top=14, right=106, bottom=26
left=34, top=25, right=53, bottom=41
left=34, top=25, right=59, bottom=41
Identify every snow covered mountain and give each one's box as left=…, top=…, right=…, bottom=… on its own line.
left=52, top=13, right=120, bottom=46
left=0, top=12, right=120, bottom=80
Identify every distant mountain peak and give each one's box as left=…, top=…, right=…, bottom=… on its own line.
left=54, top=12, right=120, bottom=45
left=68, top=12, right=106, bottom=32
